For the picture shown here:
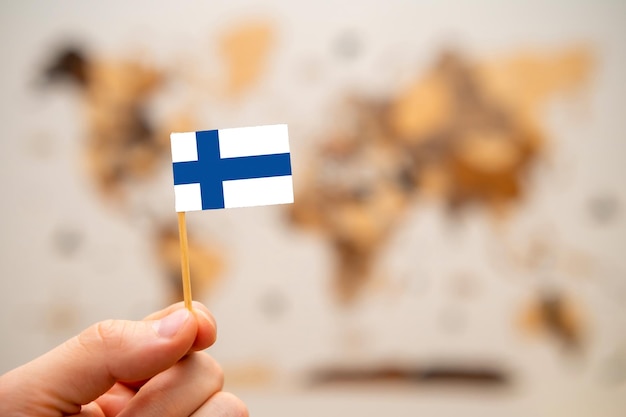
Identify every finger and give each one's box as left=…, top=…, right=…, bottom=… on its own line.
left=67, top=402, right=105, bottom=417
left=144, top=301, right=217, bottom=351
left=117, top=352, right=224, bottom=417
left=0, top=307, right=197, bottom=416
left=108, top=301, right=217, bottom=392
left=192, top=392, right=249, bottom=417
left=94, top=383, right=135, bottom=416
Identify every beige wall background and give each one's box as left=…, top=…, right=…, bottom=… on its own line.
left=1, top=1, right=625, bottom=416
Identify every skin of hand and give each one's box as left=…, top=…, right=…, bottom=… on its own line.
left=0, top=301, right=248, bottom=417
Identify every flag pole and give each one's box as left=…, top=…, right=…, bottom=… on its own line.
left=177, top=211, right=193, bottom=310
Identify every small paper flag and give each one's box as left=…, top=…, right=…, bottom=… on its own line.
left=171, top=124, right=293, bottom=211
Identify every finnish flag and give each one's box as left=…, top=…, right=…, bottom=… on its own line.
left=171, top=124, right=293, bottom=212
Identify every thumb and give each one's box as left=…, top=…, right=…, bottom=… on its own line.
left=0, top=307, right=197, bottom=415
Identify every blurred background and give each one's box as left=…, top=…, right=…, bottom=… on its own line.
left=1, top=1, right=625, bottom=415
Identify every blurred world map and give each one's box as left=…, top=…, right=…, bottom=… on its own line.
left=1, top=1, right=625, bottom=416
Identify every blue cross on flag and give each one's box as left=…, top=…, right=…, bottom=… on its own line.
left=171, top=124, right=293, bottom=211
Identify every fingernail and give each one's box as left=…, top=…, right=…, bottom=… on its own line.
left=153, top=309, right=190, bottom=338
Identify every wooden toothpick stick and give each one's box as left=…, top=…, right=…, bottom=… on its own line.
left=177, top=211, right=192, bottom=310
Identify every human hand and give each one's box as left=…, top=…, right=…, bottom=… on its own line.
left=0, top=302, right=247, bottom=417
